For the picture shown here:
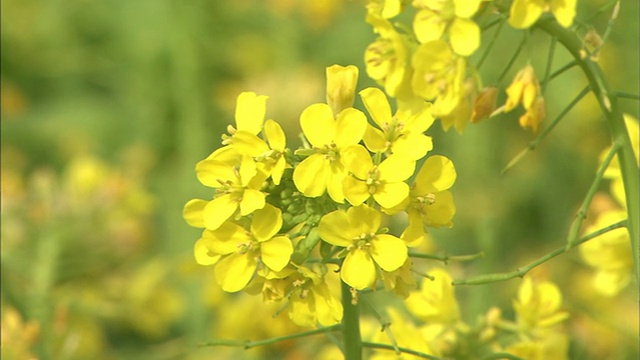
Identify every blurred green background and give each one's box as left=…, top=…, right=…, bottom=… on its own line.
left=2, top=0, right=638, bottom=359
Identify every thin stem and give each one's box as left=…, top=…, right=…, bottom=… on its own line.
left=408, top=251, right=485, bottom=264
left=536, top=17, right=639, bottom=280
left=341, top=280, right=362, bottom=360
left=362, top=342, right=441, bottom=360
left=502, top=85, right=591, bottom=174
left=197, top=324, right=341, bottom=348
left=540, top=60, right=578, bottom=88
left=566, top=142, right=621, bottom=249
left=481, top=14, right=507, bottom=31
left=476, top=19, right=507, bottom=70
left=496, top=32, right=529, bottom=86
left=480, top=353, right=525, bottom=360
left=452, top=220, right=627, bottom=285
left=615, top=91, right=640, bottom=100
left=361, top=296, right=400, bottom=354
left=541, top=36, right=557, bottom=94
left=584, top=0, right=619, bottom=23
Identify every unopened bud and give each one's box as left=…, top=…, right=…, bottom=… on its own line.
left=326, top=65, right=359, bottom=116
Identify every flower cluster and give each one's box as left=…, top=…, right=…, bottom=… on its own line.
left=184, top=64, right=457, bottom=326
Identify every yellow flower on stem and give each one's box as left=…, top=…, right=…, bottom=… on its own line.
left=600, top=114, right=639, bottom=208
left=359, top=87, right=435, bottom=160
left=326, top=64, right=359, bottom=117
left=293, top=103, right=367, bottom=203
left=195, top=204, right=293, bottom=292
left=287, top=265, right=344, bottom=327
left=413, top=0, right=483, bottom=56
left=233, top=119, right=289, bottom=185
left=341, top=144, right=415, bottom=208
left=221, top=91, right=268, bottom=146
left=406, top=268, right=460, bottom=323
left=504, top=64, right=545, bottom=132
left=513, top=277, right=569, bottom=331
left=318, top=205, right=408, bottom=290
left=509, top=0, right=577, bottom=29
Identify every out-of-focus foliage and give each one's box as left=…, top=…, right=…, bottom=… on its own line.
left=1, top=0, right=638, bottom=359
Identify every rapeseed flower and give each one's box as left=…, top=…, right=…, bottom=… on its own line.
left=326, top=64, right=359, bottom=117
left=405, top=268, right=460, bottom=324
left=318, top=205, right=408, bottom=289
left=513, top=277, right=569, bottom=330
left=287, top=265, right=343, bottom=327
left=509, top=0, right=577, bottom=29
left=504, top=64, right=545, bottom=132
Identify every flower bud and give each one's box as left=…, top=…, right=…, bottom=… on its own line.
left=326, top=64, right=359, bottom=116
left=504, top=64, right=540, bottom=112
left=471, top=86, right=498, bottom=123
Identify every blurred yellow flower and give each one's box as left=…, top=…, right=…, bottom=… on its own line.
left=513, top=277, right=569, bottom=330
left=288, top=265, right=343, bottom=327
left=504, top=64, right=545, bottom=132
left=318, top=205, right=408, bottom=289
left=600, top=114, right=639, bottom=208
left=505, top=330, right=569, bottom=360
left=406, top=268, right=460, bottom=323
left=509, top=0, right=577, bottom=29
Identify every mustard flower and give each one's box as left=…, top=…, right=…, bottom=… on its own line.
left=287, top=265, right=344, bottom=327
left=195, top=204, right=293, bottom=292
left=505, top=331, right=569, bottom=360
left=513, top=277, right=569, bottom=330
left=579, top=209, right=633, bottom=296
left=412, top=40, right=467, bottom=118
left=369, top=308, right=434, bottom=359
left=413, top=0, right=482, bottom=56
left=342, top=144, right=415, bottom=208
left=293, top=103, right=367, bottom=203
left=233, top=119, right=289, bottom=185
left=318, top=205, right=408, bottom=290
left=183, top=146, right=267, bottom=231
left=381, top=258, right=416, bottom=298
left=221, top=91, right=268, bottom=144
left=405, top=268, right=460, bottom=324
left=504, top=64, right=545, bottom=132
left=509, top=0, right=577, bottom=29
left=359, top=87, right=435, bottom=160
left=437, top=77, right=478, bottom=132
left=326, top=64, right=359, bottom=117
left=366, top=0, right=406, bottom=18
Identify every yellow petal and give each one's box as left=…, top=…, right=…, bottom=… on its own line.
left=341, top=145, right=374, bottom=179
left=449, top=18, right=480, bottom=56
left=392, top=132, right=433, bottom=160
left=370, top=234, right=407, bottom=271
left=341, top=249, right=376, bottom=290
left=235, top=92, right=267, bottom=135
left=414, top=155, right=456, bottom=193
left=233, top=131, right=269, bottom=157
left=239, top=155, right=258, bottom=187
left=347, top=205, right=381, bottom=235
left=326, top=64, right=359, bottom=116
left=508, top=0, right=545, bottom=29
left=196, top=159, right=236, bottom=187
left=215, top=252, right=257, bottom=292
left=551, top=0, right=576, bottom=28
left=419, top=190, right=456, bottom=228
left=205, top=223, right=251, bottom=254
left=327, top=160, right=347, bottom=203
left=251, top=203, right=282, bottom=241
left=359, top=87, right=393, bottom=129
left=288, top=294, right=315, bottom=327
left=318, top=210, right=355, bottom=247
left=203, top=195, right=237, bottom=230
left=453, top=0, right=481, bottom=18
left=374, top=182, right=410, bottom=208
left=183, top=198, right=207, bottom=228
left=378, top=155, right=415, bottom=182
left=313, top=283, right=343, bottom=326
left=260, top=236, right=293, bottom=271
left=300, top=103, right=336, bottom=147
left=239, top=188, right=265, bottom=216
left=334, top=108, right=367, bottom=148
left=344, top=176, right=371, bottom=206
left=271, top=157, right=286, bottom=185
left=194, top=235, right=220, bottom=265
left=293, top=154, right=329, bottom=197
left=413, top=9, right=446, bottom=44
left=264, top=119, right=286, bottom=151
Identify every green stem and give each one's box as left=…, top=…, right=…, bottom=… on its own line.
left=566, top=142, right=620, bottom=249
left=540, top=60, right=578, bottom=88
left=541, top=36, right=557, bottom=94
left=536, top=16, right=639, bottom=280
left=408, top=251, right=485, bottom=264
left=341, top=280, right=362, bottom=360
left=496, top=31, right=529, bottom=85
left=197, top=324, right=341, bottom=348
left=452, top=220, right=627, bottom=285
left=476, top=19, right=506, bottom=70
left=502, top=85, right=591, bottom=174
left=615, top=91, right=640, bottom=100
left=362, top=342, right=441, bottom=360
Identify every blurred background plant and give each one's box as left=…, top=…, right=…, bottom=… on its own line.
left=1, top=0, right=638, bottom=359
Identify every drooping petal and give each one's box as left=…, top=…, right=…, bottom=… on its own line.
left=194, top=236, right=220, bottom=265
left=343, top=176, right=371, bottom=206
left=401, top=211, right=427, bottom=247
left=203, top=195, right=237, bottom=230
left=293, top=154, right=329, bottom=197
left=239, top=188, right=266, bottom=216
left=341, top=145, right=374, bottom=180
left=264, top=119, right=286, bottom=151
left=347, top=205, right=381, bottom=235
left=334, top=108, right=367, bottom=148
left=271, top=157, right=286, bottom=185
left=215, top=252, right=257, bottom=292
left=260, top=236, right=293, bottom=271
left=318, top=210, right=355, bottom=247
left=508, top=0, right=545, bottom=29
left=378, top=155, right=415, bottom=182
left=251, top=204, right=282, bottom=241
left=235, top=92, right=267, bottom=135
left=374, top=182, right=410, bottom=208
left=449, top=18, right=480, bottom=56
left=288, top=293, right=315, bottom=327
left=359, top=87, right=393, bottom=129
left=300, top=103, right=336, bottom=147
left=419, top=190, right=456, bottom=228
left=370, top=234, right=407, bottom=271
left=414, top=155, right=457, bottom=194
left=341, top=249, right=377, bottom=290
left=183, top=198, right=208, bottom=228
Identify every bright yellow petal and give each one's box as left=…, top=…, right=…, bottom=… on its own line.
left=378, top=155, right=415, bottom=182
left=453, top=0, right=481, bottom=18
left=205, top=223, right=251, bottom=255
left=334, top=108, right=367, bottom=148
left=341, top=249, right=376, bottom=290
left=239, top=188, right=265, bottom=216
left=414, top=155, right=456, bottom=193
left=359, top=87, right=393, bottom=129
left=203, top=195, right=237, bottom=230
left=370, top=234, right=407, bottom=271
left=251, top=203, right=282, bottom=241
left=344, top=176, right=371, bottom=206
left=215, top=252, right=257, bottom=292
left=264, top=119, right=286, bottom=151
left=341, top=145, right=374, bottom=179
left=508, top=0, right=545, bottom=29
left=313, top=283, right=343, bottom=326
left=271, top=157, right=286, bottom=185
left=239, top=155, right=257, bottom=187
left=183, top=198, right=207, bottom=228
left=419, top=190, right=456, bottom=228
left=551, top=0, right=576, bottom=28
left=363, top=124, right=388, bottom=153
left=449, top=18, right=480, bottom=56
left=374, top=182, right=410, bottom=208
left=293, top=154, right=329, bottom=197
left=413, top=9, right=446, bottom=44
left=194, top=235, right=220, bottom=265
left=196, top=159, right=236, bottom=187
left=300, top=103, right=336, bottom=147
left=233, top=131, right=269, bottom=157
left=392, top=132, right=433, bottom=161
left=347, top=205, right=381, bottom=235
left=235, top=92, right=267, bottom=135
left=327, top=161, right=347, bottom=203
left=318, top=210, right=355, bottom=247
left=260, top=236, right=293, bottom=271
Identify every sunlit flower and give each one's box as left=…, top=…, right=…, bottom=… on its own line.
left=359, top=87, right=434, bottom=160
left=287, top=265, right=343, bottom=327
left=221, top=91, right=268, bottom=145
left=293, top=103, right=367, bottom=203
left=513, top=277, right=569, bottom=330
left=413, top=0, right=483, bottom=56
left=406, top=268, right=460, bottom=324
left=326, top=64, right=359, bottom=117
left=509, top=0, right=577, bottom=29
left=233, top=119, right=289, bottom=185
left=318, top=205, right=408, bottom=289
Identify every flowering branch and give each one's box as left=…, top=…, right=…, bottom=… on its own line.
left=409, top=251, right=485, bottom=264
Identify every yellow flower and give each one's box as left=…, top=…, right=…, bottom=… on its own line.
left=505, top=330, right=569, bottom=360
left=438, top=77, right=478, bottom=132
left=471, top=86, right=498, bottom=123
left=195, top=204, right=293, bottom=292
left=406, top=268, right=460, bottom=324
left=412, top=40, right=467, bottom=118
left=413, top=0, right=482, bottom=56
left=381, top=258, right=417, bottom=298
left=326, top=64, right=359, bottom=117
left=341, top=144, right=415, bottom=208
left=369, top=307, right=434, bottom=359
left=579, top=209, right=633, bottom=296
left=600, top=114, right=639, bottom=208
left=504, top=64, right=545, bottom=132
left=367, top=0, right=406, bottom=19
left=318, top=205, right=408, bottom=289
left=287, top=265, right=343, bottom=327
left=293, top=103, right=367, bottom=203
left=509, top=0, right=577, bottom=29
left=513, top=277, right=569, bottom=330
left=359, top=87, right=435, bottom=160
left=183, top=146, right=267, bottom=231
left=222, top=91, right=268, bottom=145
left=234, top=119, right=289, bottom=185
